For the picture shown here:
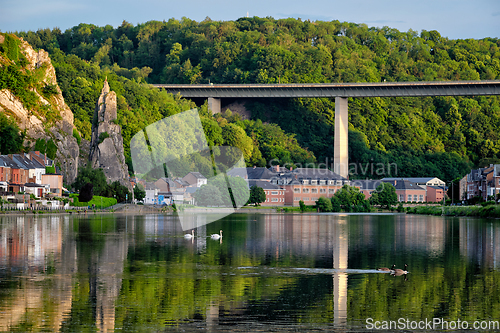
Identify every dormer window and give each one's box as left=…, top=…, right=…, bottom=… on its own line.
left=302, top=180, right=309, bottom=185
left=311, top=180, right=317, bottom=185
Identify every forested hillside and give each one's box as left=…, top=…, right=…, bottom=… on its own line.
left=13, top=17, right=500, bottom=181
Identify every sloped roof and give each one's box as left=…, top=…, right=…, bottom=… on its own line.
left=381, top=177, right=443, bottom=184
left=187, top=172, right=207, bottom=179
left=350, top=179, right=386, bottom=190
left=249, top=180, right=281, bottom=190
left=0, top=156, right=17, bottom=168
left=383, top=179, right=425, bottom=190
left=292, top=168, right=345, bottom=180
left=228, top=167, right=275, bottom=180
left=12, top=154, right=37, bottom=170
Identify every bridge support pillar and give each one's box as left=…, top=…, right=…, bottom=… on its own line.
left=334, top=97, right=348, bottom=180
left=208, top=97, right=221, bottom=114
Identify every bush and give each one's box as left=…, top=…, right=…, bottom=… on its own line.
left=315, top=197, right=332, bottom=212
left=98, top=131, right=109, bottom=144
left=299, top=200, right=306, bottom=212
left=73, top=129, right=81, bottom=145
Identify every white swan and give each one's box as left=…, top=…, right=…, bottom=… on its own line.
left=184, top=230, right=194, bottom=239
left=210, top=230, right=223, bottom=240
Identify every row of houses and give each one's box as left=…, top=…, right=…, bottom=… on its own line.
left=138, top=164, right=448, bottom=207
left=228, top=166, right=447, bottom=207
left=139, top=172, right=208, bottom=205
left=466, top=164, right=500, bottom=201
left=0, top=152, right=64, bottom=201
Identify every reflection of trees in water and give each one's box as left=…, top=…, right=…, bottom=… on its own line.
left=3, top=214, right=500, bottom=331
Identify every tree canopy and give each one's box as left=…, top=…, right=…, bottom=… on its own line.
left=10, top=20, right=500, bottom=181
left=249, top=185, right=266, bottom=206
left=369, top=182, right=398, bottom=209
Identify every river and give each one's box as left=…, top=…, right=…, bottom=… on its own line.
left=1, top=212, right=499, bottom=332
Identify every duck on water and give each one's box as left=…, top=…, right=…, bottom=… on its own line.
left=391, top=264, right=408, bottom=276
left=377, top=264, right=396, bottom=272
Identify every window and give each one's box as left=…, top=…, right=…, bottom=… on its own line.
left=311, top=188, right=318, bottom=193
left=319, top=180, right=326, bottom=185
left=419, top=195, right=424, bottom=202
left=294, top=188, right=300, bottom=193
left=294, top=197, right=300, bottom=201
left=311, top=180, right=317, bottom=185
left=320, top=189, right=326, bottom=193
left=302, top=180, right=309, bottom=185
left=271, top=191, right=278, bottom=195
left=271, top=198, right=279, bottom=202
left=399, top=195, right=404, bottom=201
left=329, top=180, right=334, bottom=185
left=303, top=188, right=309, bottom=193
left=303, top=197, right=310, bottom=201
left=407, top=194, right=412, bottom=201
left=329, top=189, right=335, bottom=194
left=336, top=181, right=343, bottom=186
left=413, top=195, right=418, bottom=201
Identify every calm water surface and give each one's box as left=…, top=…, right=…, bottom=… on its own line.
left=1, top=212, right=500, bottom=332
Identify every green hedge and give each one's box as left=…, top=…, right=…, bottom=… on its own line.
left=70, top=194, right=117, bottom=209
left=407, top=205, right=500, bottom=218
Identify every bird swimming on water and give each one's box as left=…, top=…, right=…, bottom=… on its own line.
left=210, top=230, right=223, bottom=240
left=391, top=264, right=408, bottom=276
left=184, top=230, right=194, bottom=239
left=377, top=264, right=396, bottom=272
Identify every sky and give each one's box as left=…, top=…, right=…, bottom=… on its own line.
left=1, top=0, right=499, bottom=40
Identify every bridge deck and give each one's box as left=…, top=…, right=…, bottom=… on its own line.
left=153, top=81, right=500, bottom=98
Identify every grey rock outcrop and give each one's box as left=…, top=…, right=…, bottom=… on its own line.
left=0, top=36, right=79, bottom=184
left=89, top=80, right=130, bottom=188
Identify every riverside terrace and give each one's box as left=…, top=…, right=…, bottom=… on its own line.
left=154, top=80, right=500, bottom=180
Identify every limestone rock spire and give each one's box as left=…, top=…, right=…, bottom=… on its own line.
left=89, top=80, right=130, bottom=189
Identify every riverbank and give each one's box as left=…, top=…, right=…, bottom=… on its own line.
left=407, top=205, right=500, bottom=218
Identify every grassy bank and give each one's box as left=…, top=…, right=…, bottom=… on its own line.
left=70, top=194, right=117, bottom=209
left=407, top=205, right=500, bottom=218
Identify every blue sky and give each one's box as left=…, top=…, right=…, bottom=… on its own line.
left=1, top=0, right=499, bottom=39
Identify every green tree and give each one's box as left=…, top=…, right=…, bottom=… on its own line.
left=299, top=200, right=306, bottom=212
left=72, top=166, right=109, bottom=196
left=332, top=185, right=366, bottom=212
left=369, top=182, right=398, bottom=209
left=134, top=183, right=146, bottom=202
left=315, top=196, right=332, bottom=212
left=193, top=184, right=224, bottom=206
left=331, top=196, right=342, bottom=212
left=227, top=176, right=251, bottom=207
left=248, top=185, right=266, bottom=206
left=108, top=181, right=130, bottom=203
left=0, top=113, right=24, bottom=154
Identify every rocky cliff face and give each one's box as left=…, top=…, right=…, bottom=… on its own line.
left=0, top=34, right=80, bottom=184
left=89, top=80, right=130, bottom=188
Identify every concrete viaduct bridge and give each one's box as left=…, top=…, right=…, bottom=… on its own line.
left=153, top=81, right=500, bottom=179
